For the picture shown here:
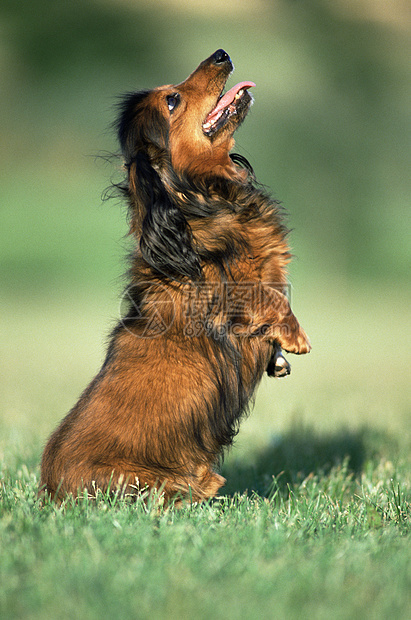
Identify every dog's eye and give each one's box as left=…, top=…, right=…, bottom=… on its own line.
left=167, top=93, right=180, bottom=113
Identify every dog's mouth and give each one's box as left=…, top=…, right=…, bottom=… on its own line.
left=202, top=81, right=256, bottom=137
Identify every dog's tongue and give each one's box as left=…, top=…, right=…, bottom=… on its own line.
left=205, top=81, right=256, bottom=123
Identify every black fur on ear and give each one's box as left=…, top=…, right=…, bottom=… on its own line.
left=117, top=90, right=165, bottom=160
left=134, top=151, right=202, bottom=281
left=116, top=90, right=201, bottom=281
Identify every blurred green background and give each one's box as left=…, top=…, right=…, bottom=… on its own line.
left=1, top=0, right=410, bottom=463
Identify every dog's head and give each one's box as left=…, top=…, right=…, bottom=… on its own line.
left=117, top=51, right=255, bottom=281
left=118, top=49, right=255, bottom=179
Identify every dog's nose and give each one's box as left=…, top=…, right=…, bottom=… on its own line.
left=212, top=49, right=230, bottom=64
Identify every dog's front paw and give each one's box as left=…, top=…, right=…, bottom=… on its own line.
left=267, top=350, right=291, bottom=377
left=280, top=326, right=311, bottom=355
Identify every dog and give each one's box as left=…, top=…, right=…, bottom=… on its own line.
left=39, top=49, right=311, bottom=503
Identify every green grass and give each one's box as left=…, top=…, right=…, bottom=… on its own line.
left=1, top=285, right=410, bottom=619
left=1, top=450, right=410, bottom=619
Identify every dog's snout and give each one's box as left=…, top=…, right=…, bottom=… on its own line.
left=212, top=49, right=230, bottom=65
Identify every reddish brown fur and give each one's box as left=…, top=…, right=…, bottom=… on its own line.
left=40, top=50, right=310, bottom=503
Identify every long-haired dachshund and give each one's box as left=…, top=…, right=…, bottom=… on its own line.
left=40, top=49, right=311, bottom=503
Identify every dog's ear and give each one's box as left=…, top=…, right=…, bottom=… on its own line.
left=133, top=151, right=202, bottom=281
